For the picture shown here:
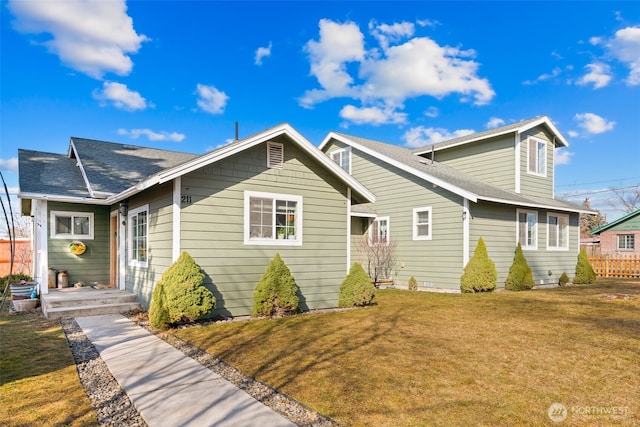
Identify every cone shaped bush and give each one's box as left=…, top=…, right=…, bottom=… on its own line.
left=505, top=243, right=535, bottom=290
left=339, top=262, right=376, bottom=307
left=408, top=276, right=418, bottom=291
left=252, top=253, right=300, bottom=317
left=559, top=272, right=570, bottom=286
left=149, top=252, right=215, bottom=329
left=460, top=237, right=497, bottom=293
left=573, top=249, right=596, bottom=284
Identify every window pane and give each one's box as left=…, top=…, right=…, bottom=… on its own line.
left=276, top=200, right=296, bottom=239
left=558, top=217, right=568, bottom=247
left=548, top=216, right=558, bottom=247
left=250, top=197, right=273, bottom=238
left=528, top=141, right=536, bottom=172
left=55, top=216, right=72, bottom=234
left=73, top=216, right=90, bottom=235
left=537, top=141, right=545, bottom=174
left=416, top=211, right=430, bottom=237
left=527, top=213, right=536, bottom=245
left=519, top=213, right=527, bottom=244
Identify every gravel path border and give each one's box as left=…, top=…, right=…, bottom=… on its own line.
left=61, top=315, right=339, bottom=427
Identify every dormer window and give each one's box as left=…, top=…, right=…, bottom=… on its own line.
left=267, top=142, right=284, bottom=168
left=527, top=136, right=547, bottom=176
left=330, top=147, right=351, bottom=173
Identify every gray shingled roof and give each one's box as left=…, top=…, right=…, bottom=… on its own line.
left=71, top=138, right=198, bottom=195
left=19, top=149, right=90, bottom=198
left=333, top=132, right=587, bottom=213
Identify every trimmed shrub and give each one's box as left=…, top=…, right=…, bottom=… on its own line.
left=338, top=262, right=376, bottom=307
left=252, top=253, right=300, bottom=317
left=559, top=272, right=570, bottom=286
left=505, top=243, right=535, bottom=291
left=573, top=249, right=596, bottom=284
left=408, top=276, right=418, bottom=291
left=149, top=252, right=215, bottom=329
left=460, top=237, right=497, bottom=293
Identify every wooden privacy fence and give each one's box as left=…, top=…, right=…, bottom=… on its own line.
left=588, top=255, right=640, bottom=278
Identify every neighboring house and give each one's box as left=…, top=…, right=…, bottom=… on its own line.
left=18, top=124, right=374, bottom=316
left=320, top=116, right=594, bottom=290
left=0, top=239, right=32, bottom=276
left=590, top=209, right=640, bottom=255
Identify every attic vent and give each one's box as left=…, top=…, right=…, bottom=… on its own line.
left=267, top=142, right=284, bottom=169
left=122, top=145, right=138, bottom=150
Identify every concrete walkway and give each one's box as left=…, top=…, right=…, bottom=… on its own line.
left=76, top=314, right=296, bottom=427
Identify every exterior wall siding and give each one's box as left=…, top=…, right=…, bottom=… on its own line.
left=47, top=201, right=111, bottom=286
left=125, top=182, right=174, bottom=307
left=519, top=125, right=555, bottom=198
left=328, top=140, right=465, bottom=290
left=179, top=135, right=350, bottom=317
left=423, top=135, right=516, bottom=191
left=469, top=202, right=580, bottom=286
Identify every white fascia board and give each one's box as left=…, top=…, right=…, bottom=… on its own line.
left=519, top=116, right=569, bottom=148
left=478, top=195, right=595, bottom=214
left=350, top=211, right=377, bottom=218
left=68, top=139, right=97, bottom=198
left=157, top=124, right=375, bottom=203
left=18, top=192, right=112, bottom=205
left=329, top=133, right=478, bottom=203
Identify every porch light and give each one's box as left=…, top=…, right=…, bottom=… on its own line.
left=119, top=202, right=128, bottom=218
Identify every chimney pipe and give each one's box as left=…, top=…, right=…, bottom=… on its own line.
left=235, top=122, right=239, bottom=141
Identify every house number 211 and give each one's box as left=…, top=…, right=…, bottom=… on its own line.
left=181, top=195, right=192, bottom=205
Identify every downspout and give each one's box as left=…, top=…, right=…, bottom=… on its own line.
left=346, top=187, right=352, bottom=272
left=515, top=132, right=521, bottom=194
left=172, top=177, right=181, bottom=262
left=35, top=200, right=48, bottom=295
left=463, top=198, right=470, bottom=267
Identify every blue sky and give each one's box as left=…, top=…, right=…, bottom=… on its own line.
left=1, top=1, right=639, bottom=222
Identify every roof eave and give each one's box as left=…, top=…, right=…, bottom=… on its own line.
left=478, top=196, right=595, bottom=214
left=591, top=209, right=640, bottom=234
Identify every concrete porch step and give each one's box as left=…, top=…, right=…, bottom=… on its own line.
left=41, top=287, right=142, bottom=319
left=45, top=302, right=142, bottom=319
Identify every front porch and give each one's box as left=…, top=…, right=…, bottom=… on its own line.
left=41, top=287, right=141, bottom=319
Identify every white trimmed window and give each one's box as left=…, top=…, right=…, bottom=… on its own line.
left=128, top=205, right=149, bottom=268
left=50, top=211, right=94, bottom=239
left=330, top=147, right=351, bottom=173
left=369, top=216, right=389, bottom=246
left=517, top=209, right=538, bottom=250
left=413, top=207, right=432, bottom=240
left=617, top=234, right=635, bottom=250
left=267, top=142, right=284, bottom=168
left=547, top=213, right=569, bottom=250
left=527, top=136, right=547, bottom=176
left=244, top=191, right=302, bottom=246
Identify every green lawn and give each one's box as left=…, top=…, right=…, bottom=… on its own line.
left=175, top=279, right=640, bottom=426
left=0, top=311, right=97, bottom=427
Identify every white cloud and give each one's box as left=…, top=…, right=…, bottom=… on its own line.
left=196, top=84, right=229, bottom=114
left=255, top=42, right=272, bottom=66
left=300, top=19, right=365, bottom=107
left=567, top=130, right=579, bottom=138
left=93, top=82, right=148, bottom=111
left=300, top=18, right=495, bottom=121
left=0, top=158, right=19, bottom=173
left=554, top=148, right=573, bottom=165
left=117, top=128, right=185, bottom=142
left=574, top=113, right=615, bottom=134
left=339, top=104, right=407, bottom=125
left=416, top=19, right=439, bottom=29
left=403, top=126, right=475, bottom=148
left=523, top=67, right=561, bottom=85
left=424, top=106, right=439, bottom=118
left=577, top=63, right=612, bottom=89
left=7, top=0, right=147, bottom=79
left=607, top=26, right=640, bottom=85
left=486, top=117, right=505, bottom=129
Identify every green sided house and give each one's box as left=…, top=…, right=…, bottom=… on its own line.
left=320, top=116, right=595, bottom=290
left=18, top=124, right=374, bottom=317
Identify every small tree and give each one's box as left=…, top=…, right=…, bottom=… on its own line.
left=559, top=272, right=570, bottom=286
left=505, top=243, right=535, bottom=291
left=149, top=252, right=215, bottom=330
left=460, top=237, right=497, bottom=293
left=357, top=235, right=398, bottom=284
left=573, top=249, right=596, bottom=284
left=338, top=262, right=376, bottom=307
left=408, top=276, right=418, bottom=291
left=252, top=253, right=300, bottom=317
